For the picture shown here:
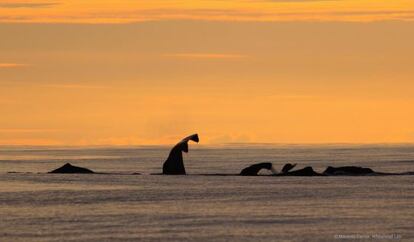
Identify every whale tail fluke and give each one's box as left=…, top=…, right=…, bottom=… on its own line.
left=178, top=134, right=199, bottom=153
left=162, top=133, right=199, bottom=175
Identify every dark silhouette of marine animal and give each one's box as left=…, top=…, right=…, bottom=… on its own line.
left=240, top=162, right=277, bottom=176
left=281, top=166, right=320, bottom=176
left=323, top=166, right=374, bottom=176
left=49, top=163, right=94, bottom=174
left=281, top=163, right=297, bottom=173
left=162, top=134, right=199, bottom=175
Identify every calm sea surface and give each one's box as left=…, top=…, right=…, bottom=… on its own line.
left=0, top=145, right=413, bottom=241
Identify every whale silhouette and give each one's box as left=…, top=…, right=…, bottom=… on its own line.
left=281, top=163, right=297, bottom=173
left=162, top=134, right=199, bottom=175
left=237, top=162, right=413, bottom=177
left=49, top=163, right=94, bottom=174
left=279, top=166, right=320, bottom=176
left=240, top=162, right=277, bottom=176
left=323, top=166, right=374, bottom=176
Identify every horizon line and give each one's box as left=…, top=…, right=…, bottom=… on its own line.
left=2, top=142, right=414, bottom=149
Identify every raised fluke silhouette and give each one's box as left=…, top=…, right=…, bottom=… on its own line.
left=240, top=162, right=277, bottom=176
left=162, top=134, right=199, bottom=175
left=49, top=163, right=94, bottom=174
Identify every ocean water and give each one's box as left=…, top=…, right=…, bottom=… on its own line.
left=0, top=144, right=413, bottom=241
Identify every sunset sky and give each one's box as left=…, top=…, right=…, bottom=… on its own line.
left=1, top=0, right=414, bottom=145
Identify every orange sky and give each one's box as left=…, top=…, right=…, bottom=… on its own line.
left=0, top=0, right=414, bottom=23
left=1, top=1, right=414, bottom=145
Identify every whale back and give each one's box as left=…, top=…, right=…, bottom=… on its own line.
left=281, top=163, right=297, bottom=173
left=49, top=163, right=94, bottom=174
left=240, top=162, right=273, bottom=176
left=323, top=166, right=374, bottom=175
left=284, top=166, right=319, bottom=176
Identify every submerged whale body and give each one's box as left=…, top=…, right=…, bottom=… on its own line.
left=162, top=134, right=199, bottom=175
left=239, top=163, right=317, bottom=176
left=49, top=163, right=94, bottom=174
left=323, top=166, right=374, bottom=176
left=281, top=166, right=320, bottom=176
left=281, top=163, right=297, bottom=173
left=240, top=162, right=275, bottom=176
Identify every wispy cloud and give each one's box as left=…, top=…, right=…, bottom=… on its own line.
left=0, top=2, right=59, bottom=8
left=163, top=53, right=248, bottom=60
left=266, top=94, right=318, bottom=100
left=0, top=63, right=28, bottom=68
left=0, top=138, right=63, bottom=145
left=256, top=0, right=338, bottom=2
left=0, top=82, right=108, bottom=90
left=42, top=84, right=109, bottom=89
left=0, top=128, right=60, bottom=133
left=0, top=1, right=413, bottom=23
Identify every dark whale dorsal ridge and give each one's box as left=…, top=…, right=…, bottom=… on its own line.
left=281, top=163, right=297, bottom=173
left=240, top=162, right=274, bottom=176
left=162, top=134, right=199, bottom=175
left=283, top=166, right=320, bottom=176
left=323, top=166, right=374, bottom=176
left=49, top=163, right=94, bottom=174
